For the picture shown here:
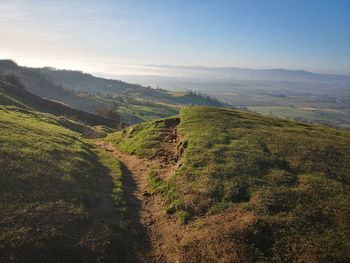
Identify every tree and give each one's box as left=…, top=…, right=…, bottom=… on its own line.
left=96, top=105, right=123, bottom=128
left=2, top=74, right=24, bottom=88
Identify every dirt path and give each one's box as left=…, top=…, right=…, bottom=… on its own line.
left=97, top=141, right=183, bottom=263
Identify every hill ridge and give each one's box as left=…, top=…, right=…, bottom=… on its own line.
left=0, top=79, right=119, bottom=128
left=106, top=106, right=350, bottom=262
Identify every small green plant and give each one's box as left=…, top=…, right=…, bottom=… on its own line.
left=148, top=169, right=165, bottom=193
left=177, top=210, right=191, bottom=224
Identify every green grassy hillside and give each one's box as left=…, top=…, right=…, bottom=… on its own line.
left=107, top=116, right=180, bottom=158
left=0, top=60, right=99, bottom=113
left=0, top=78, right=119, bottom=129
left=108, top=106, right=350, bottom=262
left=0, top=106, right=134, bottom=262
left=0, top=60, right=227, bottom=125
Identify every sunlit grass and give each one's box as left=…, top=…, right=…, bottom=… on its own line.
left=109, top=105, right=350, bottom=262
left=0, top=106, right=132, bottom=262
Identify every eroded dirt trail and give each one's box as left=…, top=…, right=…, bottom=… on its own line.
left=97, top=141, right=183, bottom=263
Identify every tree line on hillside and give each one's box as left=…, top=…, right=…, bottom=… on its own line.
left=0, top=73, right=124, bottom=129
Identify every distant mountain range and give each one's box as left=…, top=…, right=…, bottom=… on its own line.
left=113, top=64, right=350, bottom=91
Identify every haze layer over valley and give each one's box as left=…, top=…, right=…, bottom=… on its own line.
left=103, top=64, right=350, bottom=129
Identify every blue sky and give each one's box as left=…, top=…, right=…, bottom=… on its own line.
left=0, top=0, right=349, bottom=74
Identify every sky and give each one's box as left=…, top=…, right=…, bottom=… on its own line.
left=0, top=0, right=349, bottom=74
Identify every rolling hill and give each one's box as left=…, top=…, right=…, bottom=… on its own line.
left=0, top=77, right=119, bottom=129
left=0, top=73, right=137, bottom=262
left=0, top=60, right=226, bottom=125
left=1, top=60, right=349, bottom=262
left=107, top=106, right=350, bottom=262
left=0, top=104, right=138, bottom=262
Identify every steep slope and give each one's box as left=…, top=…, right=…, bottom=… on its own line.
left=0, top=60, right=99, bottom=113
left=0, top=60, right=226, bottom=125
left=107, top=106, right=350, bottom=262
left=37, top=67, right=224, bottom=107
left=0, top=79, right=119, bottom=129
left=38, top=67, right=172, bottom=101
left=0, top=106, right=136, bottom=262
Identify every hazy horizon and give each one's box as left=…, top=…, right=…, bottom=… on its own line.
left=2, top=57, right=350, bottom=79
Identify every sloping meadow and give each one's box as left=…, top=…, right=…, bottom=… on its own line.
left=110, top=106, right=350, bottom=262
left=0, top=106, right=134, bottom=262
left=174, top=106, right=350, bottom=262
